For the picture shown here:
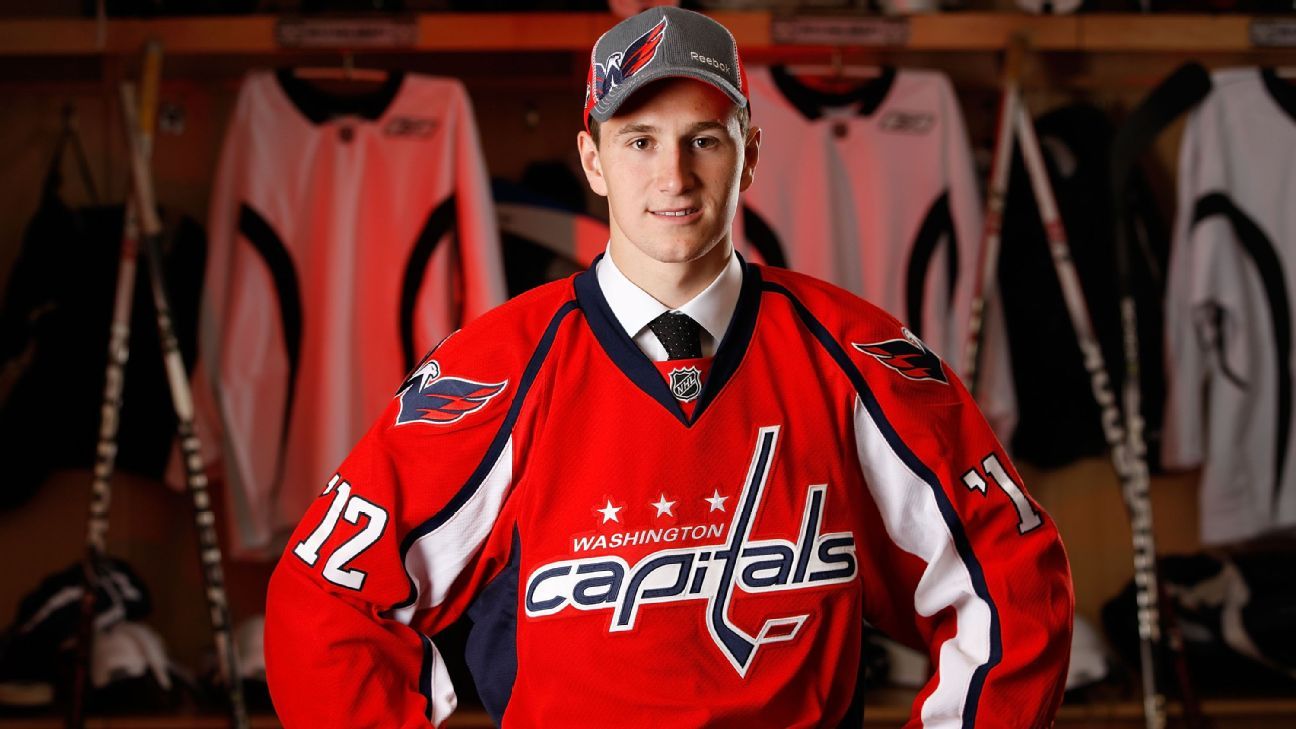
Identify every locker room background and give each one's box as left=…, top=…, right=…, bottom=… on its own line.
left=1, top=0, right=1294, bottom=726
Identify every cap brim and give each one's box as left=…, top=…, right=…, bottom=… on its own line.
left=588, top=67, right=747, bottom=124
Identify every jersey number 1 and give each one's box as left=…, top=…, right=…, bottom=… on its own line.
left=961, top=454, right=1043, bottom=534
left=293, top=474, right=389, bottom=590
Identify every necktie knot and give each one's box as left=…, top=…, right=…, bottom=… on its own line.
left=648, top=311, right=703, bottom=360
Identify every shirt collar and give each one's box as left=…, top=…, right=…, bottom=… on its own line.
left=595, top=246, right=744, bottom=345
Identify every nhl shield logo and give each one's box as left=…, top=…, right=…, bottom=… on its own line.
left=668, top=366, right=702, bottom=403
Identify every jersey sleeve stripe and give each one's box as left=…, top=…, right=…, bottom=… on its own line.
left=391, top=299, right=579, bottom=612
left=853, top=401, right=993, bottom=725
left=236, top=202, right=303, bottom=501
left=905, top=189, right=956, bottom=342
left=391, top=438, right=513, bottom=624
left=762, top=281, right=1002, bottom=728
left=1191, top=193, right=1292, bottom=511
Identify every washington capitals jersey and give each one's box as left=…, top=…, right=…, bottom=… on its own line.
left=185, top=70, right=506, bottom=557
left=739, top=65, right=1017, bottom=440
left=265, top=259, right=1072, bottom=727
left=1164, top=68, right=1296, bottom=544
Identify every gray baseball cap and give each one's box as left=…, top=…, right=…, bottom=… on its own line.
left=583, top=6, right=749, bottom=131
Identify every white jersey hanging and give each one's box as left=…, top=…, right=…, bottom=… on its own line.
left=739, top=65, right=1016, bottom=439
left=181, top=70, right=506, bottom=557
left=1165, top=67, right=1296, bottom=545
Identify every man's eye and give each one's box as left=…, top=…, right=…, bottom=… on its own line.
left=693, top=136, right=718, bottom=149
left=630, top=138, right=651, bottom=150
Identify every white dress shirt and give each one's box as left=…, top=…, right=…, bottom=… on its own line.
left=596, top=247, right=743, bottom=362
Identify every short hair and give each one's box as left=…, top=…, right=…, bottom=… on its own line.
left=589, top=103, right=751, bottom=148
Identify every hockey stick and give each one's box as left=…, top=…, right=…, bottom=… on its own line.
left=118, top=80, right=250, bottom=729
left=1110, top=62, right=1214, bottom=729
left=963, top=33, right=1027, bottom=396
left=1013, top=102, right=1168, bottom=729
left=68, top=40, right=162, bottom=729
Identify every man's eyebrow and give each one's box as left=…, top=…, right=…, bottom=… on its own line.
left=612, top=120, right=730, bottom=138
left=613, top=122, right=658, bottom=138
left=687, top=120, right=729, bottom=134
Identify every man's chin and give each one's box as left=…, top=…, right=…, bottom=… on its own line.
left=648, top=239, right=720, bottom=264
left=610, top=225, right=727, bottom=267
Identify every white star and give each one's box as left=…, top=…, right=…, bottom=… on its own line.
left=705, top=489, right=728, bottom=512
left=597, top=500, right=622, bottom=523
left=650, top=494, right=676, bottom=518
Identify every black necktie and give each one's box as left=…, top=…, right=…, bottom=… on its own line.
left=648, top=311, right=703, bottom=360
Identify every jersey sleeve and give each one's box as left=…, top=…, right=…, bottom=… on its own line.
left=166, top=75, right=271, bottom=553
left=264, top=325, right=529, bottom=728
left=847, top=320, right=1072, bottom=727
left=1162, top=107, right=1210, bottom=470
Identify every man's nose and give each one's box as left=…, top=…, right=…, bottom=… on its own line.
left=655, top=143, right=694, bottom=195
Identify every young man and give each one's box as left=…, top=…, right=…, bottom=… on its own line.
left=266, top=7, right=1073, bottom=727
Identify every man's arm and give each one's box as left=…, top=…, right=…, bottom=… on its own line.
left=847, top=323, right=1073, bottom=728
left=264, top=328, right=526, bottom=728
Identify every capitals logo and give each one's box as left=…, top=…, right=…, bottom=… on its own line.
left=590, top=17, right=667, bottom=107
left=853, top=328, right=948, bottom=384
left=394, top=359, right=507, bottom=426
left=523, top=426, right=857, bottom=676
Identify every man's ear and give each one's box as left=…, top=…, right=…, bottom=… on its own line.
left=577, top=130, right=608, bottom=197
left=739, top=126, right=761, bottom=192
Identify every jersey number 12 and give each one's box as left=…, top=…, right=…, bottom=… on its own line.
left=293, top=474, right=389, bottom=590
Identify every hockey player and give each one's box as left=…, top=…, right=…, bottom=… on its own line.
left=265, top=7, right=1073, bottom=727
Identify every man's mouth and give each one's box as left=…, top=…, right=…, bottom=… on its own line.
left=652, top=208, right=699, bottom=218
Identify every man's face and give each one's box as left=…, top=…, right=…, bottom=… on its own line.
left=578, top=78, right=759, bottom=267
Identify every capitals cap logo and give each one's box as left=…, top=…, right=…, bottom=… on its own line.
left=395, top=359, right=508, bottom=426
left=853, top=328, right=948, bottom=384
left=588, top=17, right=668, bottom=109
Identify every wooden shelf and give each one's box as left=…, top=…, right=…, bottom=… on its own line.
left=0, top=12, right=1293, bottom=56
left=1079, top=13, right=1254, bottom=52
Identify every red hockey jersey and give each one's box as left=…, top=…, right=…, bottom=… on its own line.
left=265, top=258, right=1072, bottom=727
